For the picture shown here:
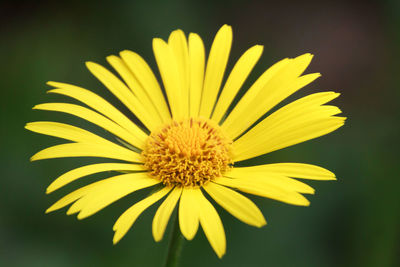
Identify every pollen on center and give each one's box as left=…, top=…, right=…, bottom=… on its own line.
left=142, top=118, right=233, bottom=187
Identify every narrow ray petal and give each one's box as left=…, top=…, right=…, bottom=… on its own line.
left=153, top=38, right=184, bottom=119
left=25, top=121, right=110, bottom=144
left=214, top=177, right=310, bottom=206
left=223, top=54, right=317, bottom=139
left=204, top=182, right=266, bottom=227
left=179, top=187, right=200, bottom=240
left=233, top=92, right=344, bottom=161
left=233, top=92, right=341, bottom=140
left=33, top=103, right=142, bottom=149
left=188, top=33, right=205, bottom=117
left=197, top=189, right=226, bottom=258
left=47, top=163, right=146, bottom=194
left=219, top=57, right=290, bottom=129
left=26, top=120, right=140, bottom=148
left=25, top=121, right=141, bottom=162
left=152, top=187, right=182, bottom=241
left=46, top=183, right=95, bottom=213
left=106, top=55, right=164, bottom=124
left=30, top=143, right=141, bottom=163
left=46, top=173, right=151, bottom=214
left=119, top=50, right=171, bottom=123
left=199, top=24, right=232, bottom=119
left=235, top=116, right=345, bottom=161
left=168, top=30, right=190, bottom=116
left=113, top=187, right=172, bottom=244
left=86, top=62, right=157, bottom=130
left=47, top=82, right=147, bottom=143
left=231, top=163, right=336, bottom=180
left=71, top=173, right=159, bottom=219
left=211, top=45, right=263, bottom=123
left=225, top=168, right=315, bottom=194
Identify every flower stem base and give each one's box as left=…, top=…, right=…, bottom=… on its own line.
left=164, top=213, right=185, bottom=267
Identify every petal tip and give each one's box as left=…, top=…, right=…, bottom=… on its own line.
left=112, top=233, right=122, bottom=245
left=153, top=234, right=162, bottom=242
left=46, top=81, right=57, bottom=87
left=46, top=184, right=57, bottom=194
left=85, top=61, right=93, bottom=66
left=106, top=55, right=118, bottom=62
left=181, top=230, right=196, bottom=241
left=221, top=24, right=232, bottom=30
left=216, top=250, right=226, bottom=259
left=76, top=211, right=90, bottom=220
left=119, top=49, right=134, bottom=58
left=256, top=218, right=267, bottom=228
left=260, top=217, right=267, bottom=227
left=152, top=37, right=164, bottom=45
left=45, top=207, right=53, bottom=214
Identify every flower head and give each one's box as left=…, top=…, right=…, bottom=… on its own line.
left=26, top=25, right=345, bottom=258
left=143, top=118, right=233, bottom=187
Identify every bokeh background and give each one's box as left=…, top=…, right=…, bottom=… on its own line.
left=1, top=0, right=399, bottom=266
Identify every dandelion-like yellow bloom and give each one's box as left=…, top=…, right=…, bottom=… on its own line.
left=26, top=25, right=345, bottom=258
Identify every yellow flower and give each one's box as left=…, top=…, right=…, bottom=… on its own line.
left=26, top=25, right=345, bottom=258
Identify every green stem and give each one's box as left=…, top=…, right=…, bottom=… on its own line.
left=164, top=213, right=185, bottom=267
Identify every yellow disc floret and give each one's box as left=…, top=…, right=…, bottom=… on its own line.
left=142, top=118, right=233, bottom=187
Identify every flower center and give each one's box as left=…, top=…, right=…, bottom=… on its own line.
left=142, top=118, right=233, bottom=187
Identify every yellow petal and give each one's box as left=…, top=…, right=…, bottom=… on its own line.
left=178, top=187, right=200, bottom=240
left=47, top=82, right=147, bottom=143
left=188, top=33, right=205, bottom=117
left=233, top=92, right=344, bottom=161
left=30, top=143, right=141, bottom=163
left=235, top=91, right=340, bottom=141
left=235, top=116, right=346, bottom=161
left=203, top=182, right=266, bottom=227
left=72, top=173, right=159, bottom=219
left=168, top=30, right=190, bottom=116
left=33, top=103, right=143, bottom=149
left=106, top=55, right=164, bottom=125
left=199, top=25, right=233, bottom=119
left=214, top=177, right=310, bottom=206
left=26, top=121, right=141, bottom=162
left=219, top=57, right=290, bottom=131
left=46, top=173, right=150, bottom=214
left=223, top=54, right=317, bottom=139
left=197, top=189, right=226, bottom=258
left=211, top=45, right=263, bottom=123
left=226, top=168, right=315, bottom=194
left=47, top=163, right=146, bottom=194
left=152, top=38, right=184, bottom=119
left=231, top=163, right=336, bottom=180
left=25, top=121, right=109, bottom=144
left=152, top=186, right=182, bottom=241
left=113, top=186, right=172, bottom=244
left=120, top=50, right=171, bottom=123
left=46, top=183, right=95, bottom=213
left=86, top=62, right=157, bottom=131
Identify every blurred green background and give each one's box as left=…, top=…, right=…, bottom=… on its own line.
left=1, top=0, right=399, bottom=266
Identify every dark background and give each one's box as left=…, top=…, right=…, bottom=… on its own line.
left=1, top=0, right=399, bottom=266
